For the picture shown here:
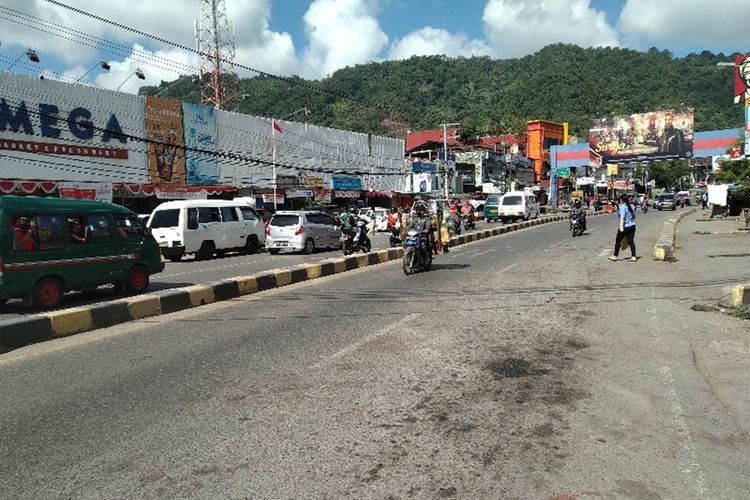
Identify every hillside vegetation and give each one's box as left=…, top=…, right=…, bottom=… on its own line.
left=141, top=44, right=742, bottom=139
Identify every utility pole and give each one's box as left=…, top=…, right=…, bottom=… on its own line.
left=196, top=0, right=237, bottom=110
left=442, top=122, right=460, bottom=198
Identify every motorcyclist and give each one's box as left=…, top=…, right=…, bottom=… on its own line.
left=406, top=202, right=433, bottom=255
left=353, top=207, right=371, bottom=245
left=569, top=198, right=587, bottom=231
left=339, top=207, right=354, bottom=237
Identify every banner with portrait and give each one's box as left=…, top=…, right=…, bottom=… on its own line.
left=589, top=108, right=694, bottom=164
left=734, top=54, right=750, bottom=105
left=145, top=96, right=186, bottom=185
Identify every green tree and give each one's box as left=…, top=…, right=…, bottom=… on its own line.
left=648, top=160, right=692, bottom=190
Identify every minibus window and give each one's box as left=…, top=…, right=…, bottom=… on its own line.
left=187, top=208, right=199, bottom=230
left=12, top=216, right=38, bottom=252
left=220, top=207, right=238, bottom=222
left=114, top=214, right=149, bottom=237
left=198, top=207, right=220, bottom=223
left=87, top=215, right=113, bottom=244
left=240, top=207, right=259, bottom=221
left=36, top=216, right=65, bottom=250
left=150, top=209, right=179, bottom=228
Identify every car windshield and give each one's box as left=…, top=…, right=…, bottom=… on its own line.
left=486, top=196, right=500, bottom=205
left=660, top=195, right=674, bottom=200
left=270, top=214, right=300, bottom=227
left=149, top=209, right=179, bottom=228
left=502, top=196, right=522, bottom=205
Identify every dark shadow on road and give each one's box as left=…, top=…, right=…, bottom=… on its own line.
left=430, top=263, right=472, bottom=272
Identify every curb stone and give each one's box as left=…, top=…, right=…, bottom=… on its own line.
left=0, top=213, right=571, bottom=352
left=652, top=207, right=698, bottom=261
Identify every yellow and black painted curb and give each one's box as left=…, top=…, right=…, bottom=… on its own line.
left=652, top=207, right=698, bottom=261
left=0, top=214, right=569, bottom=352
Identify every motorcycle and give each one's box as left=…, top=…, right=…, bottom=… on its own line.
left=641, top=202, right=648, bottom=213
left=389, top=228, right=402, bottom=247
left=463, top=214, right=476, bottom=231
left=402, top=229, right=432, bottom=275
left=569, top=212, right=584, bottom=237
left=342, top=220, right=371, bottom=255
left=448, top=216, right=462, bottom=236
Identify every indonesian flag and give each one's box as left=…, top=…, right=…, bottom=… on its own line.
left=273, top=120, right=283, bottom=133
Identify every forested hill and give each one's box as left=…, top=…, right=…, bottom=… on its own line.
left=142, top=44, right=742, bottom=138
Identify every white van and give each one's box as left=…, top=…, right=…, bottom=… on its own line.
left=497, top=191, right=540, bottom=223
left=148, top=200, right=265, bottom=261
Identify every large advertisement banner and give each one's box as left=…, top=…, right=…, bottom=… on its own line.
left=589, top=108, right=694, bottom=164
left=0, top=73, right=148, bottom=183
left=145, top=96, right=185, bottom=184
left=182, top=102, right=218, bottom=185
left=734, top=54, right=750, bottom=105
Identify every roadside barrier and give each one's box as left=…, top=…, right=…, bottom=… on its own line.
left=652, top=207, right=698, bottom=261
left=0, top=214, right=571, bottom=352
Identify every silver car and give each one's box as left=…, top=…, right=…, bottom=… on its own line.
left=266, top=210, right=342, bottom=254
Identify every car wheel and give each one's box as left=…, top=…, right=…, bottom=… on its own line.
left=33, top=277, right=63, bottom=309
left=125, top=265, right=150, bottom=294
left=303, top=238, right=315, bottom=254
left=243, top=236, right=260, bottom=255
left=268, top=248, right=281, bottom=255
left=196, top=241, right=215, bottom=261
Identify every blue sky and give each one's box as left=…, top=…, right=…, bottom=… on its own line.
left=0, top=0, right=747, bottom=93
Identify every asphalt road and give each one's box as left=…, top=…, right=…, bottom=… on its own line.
left=2, top=209, right=748, bottom=499
left=0, top=217, right=553, bottom=320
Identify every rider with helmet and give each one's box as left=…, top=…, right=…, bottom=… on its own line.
left=570, top=197, right=587, bottom=231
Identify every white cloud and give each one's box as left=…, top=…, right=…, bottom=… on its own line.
left=0, top=0, right=298, bottom=90
left=301, top=0, right=388, bottom=78
left=94, top=44, right=199, bottom=94
left=389, top=27, right=491, bottom=60
left=619, top=0, right=750, bottom=48
left=482, top=0, right=620, bottom=58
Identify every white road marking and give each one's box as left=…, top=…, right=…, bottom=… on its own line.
left=548, top=237, right=572, bottom=249
left=588, top=226, right=599, bottom=232
left=493, top=262, right=519, bottom=277
left=598, top=248, right=611, bottom=257
left=647, top=300, right=709, bottom=497
left=310, top=312, right=421, bottom=370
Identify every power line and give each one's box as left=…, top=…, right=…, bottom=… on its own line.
left=42, top=0, right=363, bottom=104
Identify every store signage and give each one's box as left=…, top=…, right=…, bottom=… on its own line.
left=334, top=190, right=359, bottom=198
left=286, top=189, right=313, bottom=198
left=331, top=176, right=361, bottom=190
left=262, top=193, right=285, bottom=203
left=154, top=186, right=207, bottom=199
left=0, top=98, right=126, bottom=143
left=303, top=176, right=324, bottom=188
left=58, top=181, right=113, bottom=203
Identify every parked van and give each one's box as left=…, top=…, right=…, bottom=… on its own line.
left=497, top=191, right=540, bottom=223
left=0, top=196, right=164, bottom=309
left=148, top=200, right=265, bottom=261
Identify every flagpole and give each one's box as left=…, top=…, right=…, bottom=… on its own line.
left=272, top=119, right=277, bottom=210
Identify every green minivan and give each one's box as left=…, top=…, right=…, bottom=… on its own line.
left=0, top=196, right=164, bottom=308
left=483, top=195, right=502, bottom=222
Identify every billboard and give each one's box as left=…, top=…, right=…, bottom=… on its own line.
left=0, top=73, right=148, bottom=183
left=589, top=108, right=694, bottom=163
left=734, top=54, right=750, bottom=105
left=182, top=102, right=218, bottom=185
left=145, top=96, right=186, bottom=184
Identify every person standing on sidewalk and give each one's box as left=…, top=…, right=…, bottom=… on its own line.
left=609, top=194, right=637, bottom=262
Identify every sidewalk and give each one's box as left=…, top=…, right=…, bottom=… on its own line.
left=669, top=209, right=750, bottom=437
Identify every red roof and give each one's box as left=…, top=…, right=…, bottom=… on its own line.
left=407, top=128, right=524, bottom=154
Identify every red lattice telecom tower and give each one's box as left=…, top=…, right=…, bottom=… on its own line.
left=195, top=0, right=237, bottom=109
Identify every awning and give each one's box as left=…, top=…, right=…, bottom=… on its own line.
left=0, top=180, right=58, bottom=195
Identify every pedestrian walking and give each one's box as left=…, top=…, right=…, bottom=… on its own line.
left=609, top=194, right=637, bottom=262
